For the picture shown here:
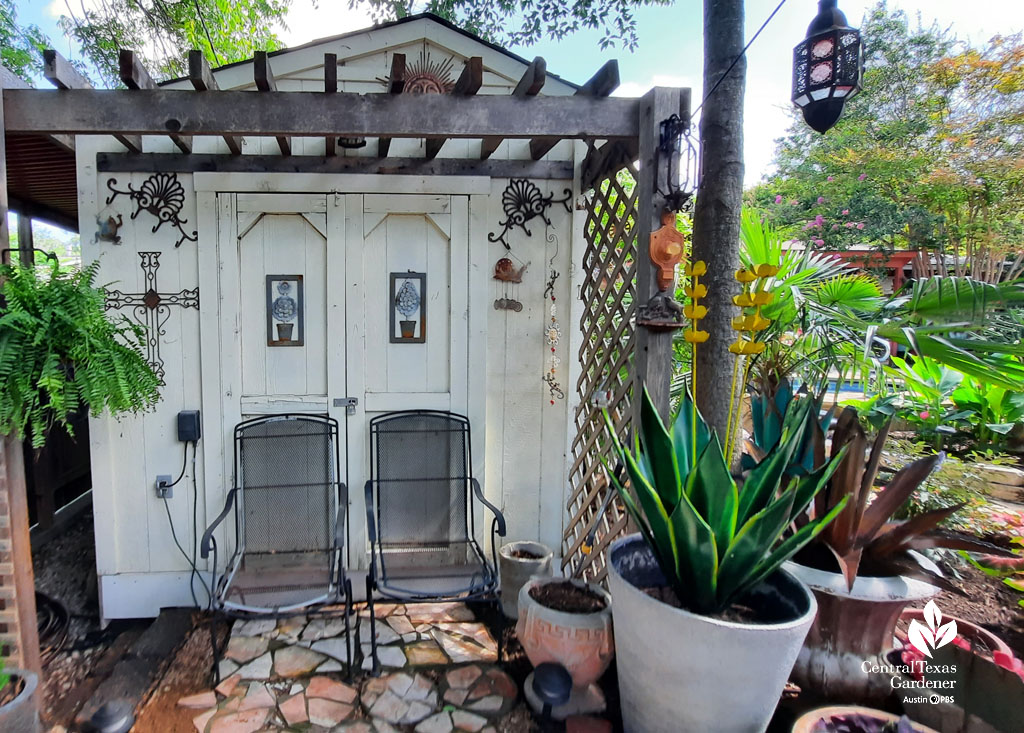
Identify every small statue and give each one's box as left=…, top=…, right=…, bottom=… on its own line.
left=493, top=257, right=529, bottom=283
left=648, top=210, right=686, bottom=291
left=95, top=214, right=124, bottom=245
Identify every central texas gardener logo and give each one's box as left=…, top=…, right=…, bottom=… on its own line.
left=907, top=600, right=958, bottom=658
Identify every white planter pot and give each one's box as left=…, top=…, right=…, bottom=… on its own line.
left=784, top=560, right=938, bottom=701
left=0, top=669, right=40, bottom=733
left=608, top=534, right=817, bottom=733
left=498, top=541, right=553, bottom=619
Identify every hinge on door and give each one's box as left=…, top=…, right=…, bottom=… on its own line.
left=333, top=397, right=359, bottom=416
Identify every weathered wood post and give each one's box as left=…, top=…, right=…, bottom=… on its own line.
left=0, top=72, right=43, bottom=676
left=634, top=86, right=685, bottom=422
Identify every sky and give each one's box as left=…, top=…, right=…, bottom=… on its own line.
left=24, top=0, right=1024, bottom=193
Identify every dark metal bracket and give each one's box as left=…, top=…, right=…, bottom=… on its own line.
left=488, top=179, right=572, bottom=250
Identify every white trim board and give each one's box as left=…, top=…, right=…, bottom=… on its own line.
left=194, top=173, right=489, bottom=194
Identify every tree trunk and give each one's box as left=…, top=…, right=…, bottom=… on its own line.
left=692, top=0, right=746, bottom=438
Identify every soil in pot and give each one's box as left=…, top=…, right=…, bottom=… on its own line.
left=529, top=580, right=608, bottom=613
left=508, top=548, right=543, bottom=560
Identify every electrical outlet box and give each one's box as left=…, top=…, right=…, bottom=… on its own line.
left=155, top=474, right=173, bottom=498
left=177, top=410, right=201, bottom=442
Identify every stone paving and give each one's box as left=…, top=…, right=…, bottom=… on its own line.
left=182, top=602, right=512, bottom=732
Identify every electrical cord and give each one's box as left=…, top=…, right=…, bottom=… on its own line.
left=161, top=440, right=213, bottom=610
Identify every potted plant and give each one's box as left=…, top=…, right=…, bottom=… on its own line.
left=792, top=706, right=938, bottom=733
left=498, top=540, right=553, bottom=619
left=603, top=389, right=847, bottom=733
left=0, top=259, right=160, bottom=447
left=0, top=659, right=40, bottom=732
left=515, top=576, right=613, bottom=718
left=782, top=408, right=1013, bottom=700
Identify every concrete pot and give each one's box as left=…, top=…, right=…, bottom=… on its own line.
left=785, top=560, right=938, bottom=702
left=608, top=534, right=816, bottom=733
left=498, top=541, right=553, bottom=620
left=792, top=705, right=939, bottom=733
left=0, top=669, right=40, bottom=733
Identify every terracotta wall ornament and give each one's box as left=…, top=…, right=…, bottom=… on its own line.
left=636, top=209, right=687, bottom=331
left=492, top=254, right=528, bottom=313
left=105, top=173, right=198, bottom=248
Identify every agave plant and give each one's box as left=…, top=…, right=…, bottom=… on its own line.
left=602, top=388, right=848, bottom=616
left=744, top=378, right=833, bottom=477
left=807, top=407, right=1012, bottom=590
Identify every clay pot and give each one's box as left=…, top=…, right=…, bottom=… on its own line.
left=792, top=705, right=939, bottom=733
left=276, top=323, right=293, bottom=341
left=498, top=541, right=553, bottom=620
left=785, top=559, right=939, bottom=702
left=516, top=577, right=613, bottom=688
left=400, top=320, right=416, bottom=338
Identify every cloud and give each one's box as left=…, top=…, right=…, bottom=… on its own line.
left=614, top=73, right=697, bottom=99
left=276, top=1, right=376, bottom=48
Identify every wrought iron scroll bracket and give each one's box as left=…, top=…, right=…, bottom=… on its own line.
left=488, top=179, right=572, bottom=250
left=106, top=173, right=199, bottom=248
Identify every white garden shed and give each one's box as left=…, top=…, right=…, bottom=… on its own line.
left=0, top=12, right=690, bottom=634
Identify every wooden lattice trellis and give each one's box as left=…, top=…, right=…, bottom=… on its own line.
left=561, top=161, right=640, bottom=582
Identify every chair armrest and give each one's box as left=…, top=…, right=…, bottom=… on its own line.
left=201, top=488, right=237, bottom=559
left=471, top=478, right=506, bottom=536
left=363, top=480, right=377, bottom=544
left=334, top=483, right=347, bottom=547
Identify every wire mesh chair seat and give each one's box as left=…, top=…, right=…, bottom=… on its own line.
left=201, top=413, right=353, bottom=678
left=363, top=410, right=506, bottom=673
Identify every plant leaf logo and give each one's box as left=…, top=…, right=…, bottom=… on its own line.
left=907, top=600, right=958, bottom=658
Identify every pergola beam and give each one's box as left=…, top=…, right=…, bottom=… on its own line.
left=44, top=49, right=142, bottom=154
left=529, top=59, right=619, bottom=161
left=0, top=67, right=74, bottom=152
left=119, top=51, right=191, bottom=153
left=480, top=56, right=545, bottom=160
left=3, top=88, right=639, bottom=140
left=377, top=53, right=406, bottom=158
left=97, top=152, right=574, bottom=179
left=254, top=52, right=291, bottom=156
left=425, top=57, right=482, bottom=160
left=324, top=54, right=337, bottom=156
left=188, top=50, right=243, bottom=155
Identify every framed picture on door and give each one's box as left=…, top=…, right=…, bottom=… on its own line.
left=390, top=271, right=426, bottom=343
left=266, top=274, right=304, bottom=346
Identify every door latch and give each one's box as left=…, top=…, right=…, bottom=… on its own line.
left=333, top=397, right=359, bottom=416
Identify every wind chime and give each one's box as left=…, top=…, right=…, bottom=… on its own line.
left=542, top=227, right=564, bottom=404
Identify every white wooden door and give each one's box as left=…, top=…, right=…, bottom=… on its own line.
left=344, top=194, right=470, bottom=564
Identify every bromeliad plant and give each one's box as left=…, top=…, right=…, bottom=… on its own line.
left=602, top=388, right=848, bottom=616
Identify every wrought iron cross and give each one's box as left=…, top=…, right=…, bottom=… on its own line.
left=105, top=251, right=199, bottom=384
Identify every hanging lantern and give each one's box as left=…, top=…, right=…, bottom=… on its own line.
left=792, top=0, right=863, bottom=134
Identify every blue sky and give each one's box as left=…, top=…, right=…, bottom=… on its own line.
left=23, top=0, right=1024, bottom=189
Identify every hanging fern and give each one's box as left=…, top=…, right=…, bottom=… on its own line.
left=0, top=259, right=160, bottom=448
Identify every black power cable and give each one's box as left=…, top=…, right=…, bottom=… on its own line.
left=161, top=440, right=213, bottom=609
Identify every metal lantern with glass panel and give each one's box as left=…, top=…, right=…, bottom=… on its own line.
left=792, top=0, right=863, bottom=134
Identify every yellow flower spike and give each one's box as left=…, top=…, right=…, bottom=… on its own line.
left=731, top=315, right=748, bottom=331
left=753, top=264, right=780, bottom=278
left=734, top=268, right=757, bottom=283
left=729, top=338, right=766, bottom=355
left=751, top=291, right=774, bottom=306
left=684, top=260, right=707, bottom=277
left=684, top=329, right=710, bottom=344
left=684, top=304, right=708, bottom=320
left=685, top=283, right=708, bottom=299
left=750, top=314, right=771, bottom=332
left=733, top=293, right=754, bottom=308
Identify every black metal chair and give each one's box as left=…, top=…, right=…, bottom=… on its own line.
left=363, top=410, right=506, bottom=673
left=201, top=414, right=353, bottom=678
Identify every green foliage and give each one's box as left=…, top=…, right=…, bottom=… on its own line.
left=353, top=0, right=672, bottom=51
left=0, top=0, right=49, bottom=84
left=0, top=655, right=8, bottom=695
left=951, top=367, right=1024, bottom=446
left=603, top=388, right=846, bottom=615
left=748, top=3, right=1024, bottom=281
left=745, top=379, right=833, bottom=480
left=52, top=0, right=291, bottom=86
left=0, top=260, right=160, bottom=448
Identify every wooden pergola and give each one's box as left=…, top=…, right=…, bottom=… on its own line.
left=0, top=48, right=690, bottom=671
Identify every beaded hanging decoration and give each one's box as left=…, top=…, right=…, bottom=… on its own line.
left=543, top=229, right=564, bottom=404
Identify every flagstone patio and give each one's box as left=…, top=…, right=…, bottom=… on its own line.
left=182, top=602, right=514, bottom=732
